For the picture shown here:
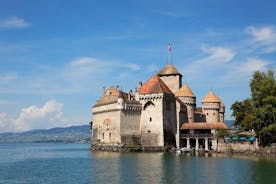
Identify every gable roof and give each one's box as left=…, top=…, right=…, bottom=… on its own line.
left=158, top=63, right=181, bottom=76
left=138, top=75, right=173, bottom=95
left=202, top=91, right=221, bottom=103
left=175, top=84, right=195, bottom=97
left=94, top=87, right=140, bottom=107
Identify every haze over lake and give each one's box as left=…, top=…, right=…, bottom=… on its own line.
left=0, top=143, right=275, bottom=184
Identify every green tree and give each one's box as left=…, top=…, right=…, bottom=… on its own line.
left=231, top=69, right=276, bottom=146
left=250, top=70, right=276, bottom=129
left=259, top=124, right=276, bottom=146
left=231, top=99, right=253, bottom=130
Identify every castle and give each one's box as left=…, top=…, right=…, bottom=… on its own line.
left=91, top=63, right=228, bottom=151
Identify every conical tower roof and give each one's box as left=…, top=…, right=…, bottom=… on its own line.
left=138, top=75, right=173, bottom=95
left=175, top=85, right=195, bottom=97
left=202, top=91, right=221, bottom=103
left=158, top=64, right=181, bottom=76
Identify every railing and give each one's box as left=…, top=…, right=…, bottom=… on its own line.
left=181, top=133, right=214, bottom=138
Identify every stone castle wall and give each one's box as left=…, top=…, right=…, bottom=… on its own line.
left=202, top=102, right=220, bottom=122
left=140, top=94, right=164, bottom=146
left=159, top=75, right=181, bottom=94
left=92, top=104, right=121, bottom=144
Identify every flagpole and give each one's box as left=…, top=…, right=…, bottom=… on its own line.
left=168, top=42, right=172, bottom=64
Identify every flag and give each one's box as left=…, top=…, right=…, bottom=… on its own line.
left=168, top=43, right=172, bottom=52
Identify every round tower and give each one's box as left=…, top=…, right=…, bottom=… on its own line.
left=158, top=64, right=182, bottom=94
left=219, top=101, right=225, bottom=122
left=175, top=85, right=196, bottom=123
left=202, top=91, right=220, bottom=123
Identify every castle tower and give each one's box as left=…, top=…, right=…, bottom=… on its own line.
left=219, top=101, right=225, bottom=122
left=202, top=91, right=221, bottom=123
left=175, top=85, right=196, bottom=123
left=138, top=75, right=177, bottom=147
left=158, top=64, right=182, bottom=94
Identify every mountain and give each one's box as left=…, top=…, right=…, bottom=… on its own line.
left=0, top=121, right=234, bottom=143
left=0, top=125, right=91, bottom=143
left=225, top=120, right=234, bottom=127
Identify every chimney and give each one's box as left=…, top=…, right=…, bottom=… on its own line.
left=139, top=82, right=142, bottom=88
left=102, top=86, right=106, bottom=94
left=128, top=90, right=133, bottom=100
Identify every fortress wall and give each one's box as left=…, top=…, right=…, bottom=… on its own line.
left=120, top=109, right=141, bottom=145
left=93, top=109, right=121, bottom=144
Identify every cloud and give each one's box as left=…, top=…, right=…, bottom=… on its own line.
left=237, top=58, right=270, bottom=73
left=125, top=63, right=140, bottom=71
left=0, top=100, right=66, bottom=132
left=181, top=45, right=235, bottom=82
left=0, top=56, right=141, bottom=95
left=246, top=26, right=276, bottom=42
left=246, top=26, right=276, bottom=53
left=0, top=73, right=17, bottom=83
left=0, top=16, right=30, bottom=29
left=200, top=45, right=235, bottom=64
left=161, top=11, right=191, bottom=18
left=64, top=57, right=141, bottom=88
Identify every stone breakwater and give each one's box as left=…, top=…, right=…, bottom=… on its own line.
left=217, top=141, right=276, bottom=157
left=90, top=144, right=173, bottom=152
left=90, top=142, right=276, bottom=157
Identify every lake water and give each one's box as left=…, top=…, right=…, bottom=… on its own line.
left=0, top=143, right=275, bottom=184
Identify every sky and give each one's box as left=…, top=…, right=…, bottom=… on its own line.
left=0, top=0, right=276, bottom=132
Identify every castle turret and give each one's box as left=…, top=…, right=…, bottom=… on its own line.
left=117, top=91, right=125, bottom=109
left=175, top=85, right=196, bottom=123
left=219, top=101, right=225, bottom=122
left=158, top=64, right=182, bottom=94
left=202, top=91, right=220, bottom=123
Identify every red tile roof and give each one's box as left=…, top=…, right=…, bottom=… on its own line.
left=181, top=122, right=228, bottom=130
left=138, top=75, right=173, bottom=95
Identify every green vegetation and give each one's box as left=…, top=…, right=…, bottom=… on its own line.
left=218, top=129, right=229, bottom=138
left=231, top=70, right=276, bottom=146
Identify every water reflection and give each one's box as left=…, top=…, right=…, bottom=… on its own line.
left=89, top=151, right=276, bottom=184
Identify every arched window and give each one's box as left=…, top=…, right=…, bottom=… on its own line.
left=143, top=101, right=155, bottom=110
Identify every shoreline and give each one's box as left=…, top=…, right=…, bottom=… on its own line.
left=90, top=143, right=276, bottom=159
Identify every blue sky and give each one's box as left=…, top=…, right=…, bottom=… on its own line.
left=0, top=0, right=276, bottom=132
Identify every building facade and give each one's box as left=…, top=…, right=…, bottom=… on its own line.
left=91, top=63, right=228, bottom=150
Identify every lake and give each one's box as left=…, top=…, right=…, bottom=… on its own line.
left=0, top=143, right=275, bottom=184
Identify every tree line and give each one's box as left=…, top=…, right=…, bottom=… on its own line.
left=231, top=70, right=276, bottom=146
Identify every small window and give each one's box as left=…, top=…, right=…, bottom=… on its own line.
left=207, top=113, right=209, bottom=115
left=149, top=117, right=152, bottom=122
left=102, top=133, right=104, bottom=139
left=148, top=130, right=151, bottom=133
left=213, top=113, right=215, bottom=116
left=109, top=133, right=111, bottom=139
